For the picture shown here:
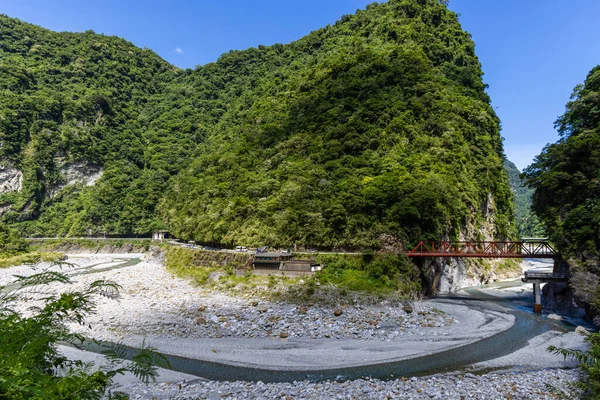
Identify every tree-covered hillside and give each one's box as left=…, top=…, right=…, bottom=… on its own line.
left=160, top=0, right=514, bottom=248
left=0, top=14, right=185, bottom=236
left=0, top=0, right=515, bottom=248
left=524, top=65, right=600, bottom=257
left=503, top=160, right=545, bottom=238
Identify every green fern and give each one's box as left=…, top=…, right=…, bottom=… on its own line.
left=0, top=261, right=169, bottom=399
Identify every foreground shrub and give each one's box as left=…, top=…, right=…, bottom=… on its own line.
left=549, top=332, right=600, bottom=397
left=0, top=262, right=167, bottom=399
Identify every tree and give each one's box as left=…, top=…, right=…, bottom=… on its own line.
left=526, top=65, right=600, bottom=397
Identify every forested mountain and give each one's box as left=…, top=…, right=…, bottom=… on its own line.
left=0, top=0, right=514, bottom=248
left=0, top=14, right=186, bottom=235
left=503, top=160, right=545, bottom=238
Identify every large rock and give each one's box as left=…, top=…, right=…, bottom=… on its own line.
left=418, top=258, right=480, bottom=296
left=208, top=271, right=226, bottom=282
left=542, top=282, right=587, bottom=318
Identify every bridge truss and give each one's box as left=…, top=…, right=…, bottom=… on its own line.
left=406, top=241, right=559, bottom=259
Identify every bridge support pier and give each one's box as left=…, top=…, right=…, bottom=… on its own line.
left=522, top=271, right=568, bottom=314
left=533, top=282, right=542, bottom=313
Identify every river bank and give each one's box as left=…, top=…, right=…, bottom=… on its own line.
left=2, top=253, right=588, bottom=398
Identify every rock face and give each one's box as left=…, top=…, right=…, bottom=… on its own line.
left=542, top=260, right=589, bottom=318
left=418, top=258, right=480, bottom=296
left=49, top=162, right=103, bottom=197
left=417, top=256, right=520, bottom=296
left=0, top=166, right=23, bottom=194
left=542, top=282, right=588, bottom=318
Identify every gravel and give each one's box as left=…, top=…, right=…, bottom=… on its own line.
left=7, top=255, right=453, bottom=342
left=122, top=369, right=581, bottom=399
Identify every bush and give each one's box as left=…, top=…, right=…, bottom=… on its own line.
left=0, top=262, right=168, bottom=399
left=549, top=332, right=600, bottom=397
left=0, top=222, right=28, bottom=256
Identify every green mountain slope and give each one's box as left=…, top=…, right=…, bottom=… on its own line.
left=503, top=160, right=545, bottom=238
left=0, top=0, right=515, bottom=248
left=161, top=0, right=513, bottom=247
left=0, top=14, right=192, bottom=235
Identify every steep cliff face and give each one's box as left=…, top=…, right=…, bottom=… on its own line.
left=417, top=257, right=521, bottom=295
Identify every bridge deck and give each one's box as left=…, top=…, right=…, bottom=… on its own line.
left=522, top=271, right=568, bottom=283
left=406, top=241, right=559, bottom=259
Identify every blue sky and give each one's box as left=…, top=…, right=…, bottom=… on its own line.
left=1, top=0, right=598, bottom=170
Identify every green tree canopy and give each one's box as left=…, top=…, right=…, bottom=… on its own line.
left=524, top=65, right=600, bottom=256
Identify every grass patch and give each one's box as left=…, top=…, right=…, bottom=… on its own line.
left=164, top=247, right=422, bottom=303
left=0, top=252, right=66, bottom=268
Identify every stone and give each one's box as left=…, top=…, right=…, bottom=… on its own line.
left=575, top=325, right=590, bottom=335
left=196, top=317, right=207, bottom=325
left=198, top=306, right=206, bottom=312
left=334, top=309, right=343, bottom=317
left=208, top=271, right=226, bottom=282
left=547, top=313, right=562, bottom=320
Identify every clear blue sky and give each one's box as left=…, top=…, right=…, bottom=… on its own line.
left=1, top=0, right=599, bottom=170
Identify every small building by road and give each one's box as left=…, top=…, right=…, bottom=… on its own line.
left=238, top=251, right=322, bottom=276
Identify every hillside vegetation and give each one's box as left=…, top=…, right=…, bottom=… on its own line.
left=503, top=160, right=545, bottom=238
left=524, top=65, right=600, bottom=259
left=0, top=0, right=514, bottom=249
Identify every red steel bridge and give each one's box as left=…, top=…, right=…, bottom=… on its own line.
left=406, top=241, right=559, bottom=259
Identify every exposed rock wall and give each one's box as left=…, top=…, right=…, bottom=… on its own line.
left=0, top=166, right=23, bottom=194
left=543, top=258, right=597, bottom=320
left=542, top=282, right=588, bottom=318
left=416, top=257, right=521, bottom=296
left=48, top=161, right=103, bottom=197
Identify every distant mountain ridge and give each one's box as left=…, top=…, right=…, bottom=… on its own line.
left=0, top=0, right=515, bottom=248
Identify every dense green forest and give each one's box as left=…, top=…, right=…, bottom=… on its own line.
left=503, top=160, right=545, bottom=238
left=524, top=65, right=600, bottom=316
left=0, top=0, right=514, bottom=248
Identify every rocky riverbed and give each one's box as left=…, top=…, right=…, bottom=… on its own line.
left=122, top=369, right=581, bottom=399
left=2, top=253, right=587, bottom=399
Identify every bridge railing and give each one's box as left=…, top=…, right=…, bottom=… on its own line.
left=406, top=241, right=559, bottom=258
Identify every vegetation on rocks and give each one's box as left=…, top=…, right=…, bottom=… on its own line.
left=165, top=247, right=420, bottom=299
left=0, top=0, right=514, bottom=249
left=503, top=160, right=545, bottom=238
left=0, top=222, right=64, bottom=267
left=0, top=222, right=27, bottom=256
